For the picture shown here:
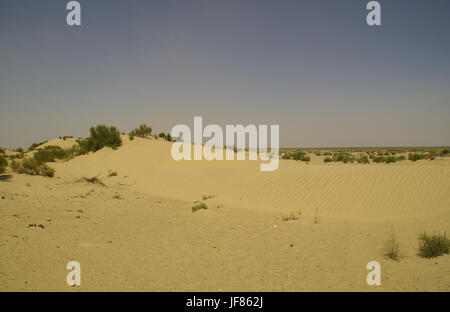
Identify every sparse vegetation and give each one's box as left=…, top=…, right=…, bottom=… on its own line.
left=417, top=232, right=450, bottom=258
left=372, top=155, right=405, bottom=164
left=192, top=202, right=208, bottom=212
left=332, top=152, right=355, bottom=163
left=384, top=230, right=400, bottom=261
left=357, top=155, right=370, bottom=164
left=202, top=194, right=216, bottom=200
left=77, top=176, right=105, bottom=186
left=28, top=140, right=48, bottom=150
left=313, top=207, right=320, bottom=224
left=108, top=170, right=118, bottom=177
left=408, top=153, right=428, bottom=162
left=129, top=123, right=152, bottom=138
left=9, top=145, right=70, bottom=177
left=33, top=146, right=72, bottom=163
left=0, top=154, right=7, bottom=173
left=78, top=125, right=122, bottom=153
left=13, top=158, right=55, bottom=177
left=281, top=213, right=299, bottom=221
left=323, top=156, right=332, bottom=163
left=283, top=150, right=310, bottom=162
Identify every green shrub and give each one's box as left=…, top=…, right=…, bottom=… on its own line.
left=129, top=123, right=152, bottom=138
left=158, top=132, right=166, bottom=139
left=0, top=154, right=7, bottom=173
left=441, top=149, right=449, bottom=156
left=32, top=146, right=71, bottom=164
left=357, top=155, right=369, bottom=164
left=192, top=202, right=208, bottom=212
left=28, top=140, right=48, bottom=150
left=332, top=152, right=355, bottom=163
left=81, top=125, right=122, bottom=152
left=38, top=164, right=55, bottom=177
left=10, top=159, right=20, bottom=172
left=408, top=153, right=427, bottom=162
left=373, top=155, right=405, bottom=164
left=283, top=150, right=310, bottom=162
left=14, top=158, right=54, bottom=177
left=417, top=232, right=450, bottom=258
left=324, top=157, right=332, bottom=163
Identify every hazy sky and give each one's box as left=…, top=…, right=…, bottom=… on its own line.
left=1, top=0, right=450, bottom=148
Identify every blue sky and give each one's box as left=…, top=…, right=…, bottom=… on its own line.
left=1, top=0, right=450, bottom=148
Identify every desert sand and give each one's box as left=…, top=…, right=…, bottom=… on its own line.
left=1, top=136, right=449, bottom=291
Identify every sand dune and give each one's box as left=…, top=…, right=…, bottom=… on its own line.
left=1, top=137, right=449, bottom=291
left=53, top=137, right=450, bottom=220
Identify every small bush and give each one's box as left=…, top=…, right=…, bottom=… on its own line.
left=192, top=202, right=208, bottom=212
left=81, top=125, right=122, bottom=152
left=32, top=146, right=71, bottom=164
left=108, top=171, right=118, bottom=177
left=408, top=153, right=427, bottom=162
left=0, top=154, right=7, bottom=173
left=332, top=152, right=355, bottom=163
left=384, top=230, right=400, bottom=261
left=284, top=150, right=310, bottom=162
left=324, top=157, right=332, bottom=163
left=281, top=213, right=299, bottom=221
left=38, top=164, right=55, bottom=177
left=357, top=155, right=369, bottom=164
left=417, top=232, right=450, bottom=258
left=129, top=123, right=152, bottom=138
left=313, top=207, right=319, bottom=224
left=28, top=140, right=48, bottom=150
left=10, top=159, right=20, bottom=172
left=14, top=158, right=54, bottom=177
left=202, top=194, right=216, bottom=200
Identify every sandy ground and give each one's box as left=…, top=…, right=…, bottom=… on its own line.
left=1, top=137, right=449, bottom=291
